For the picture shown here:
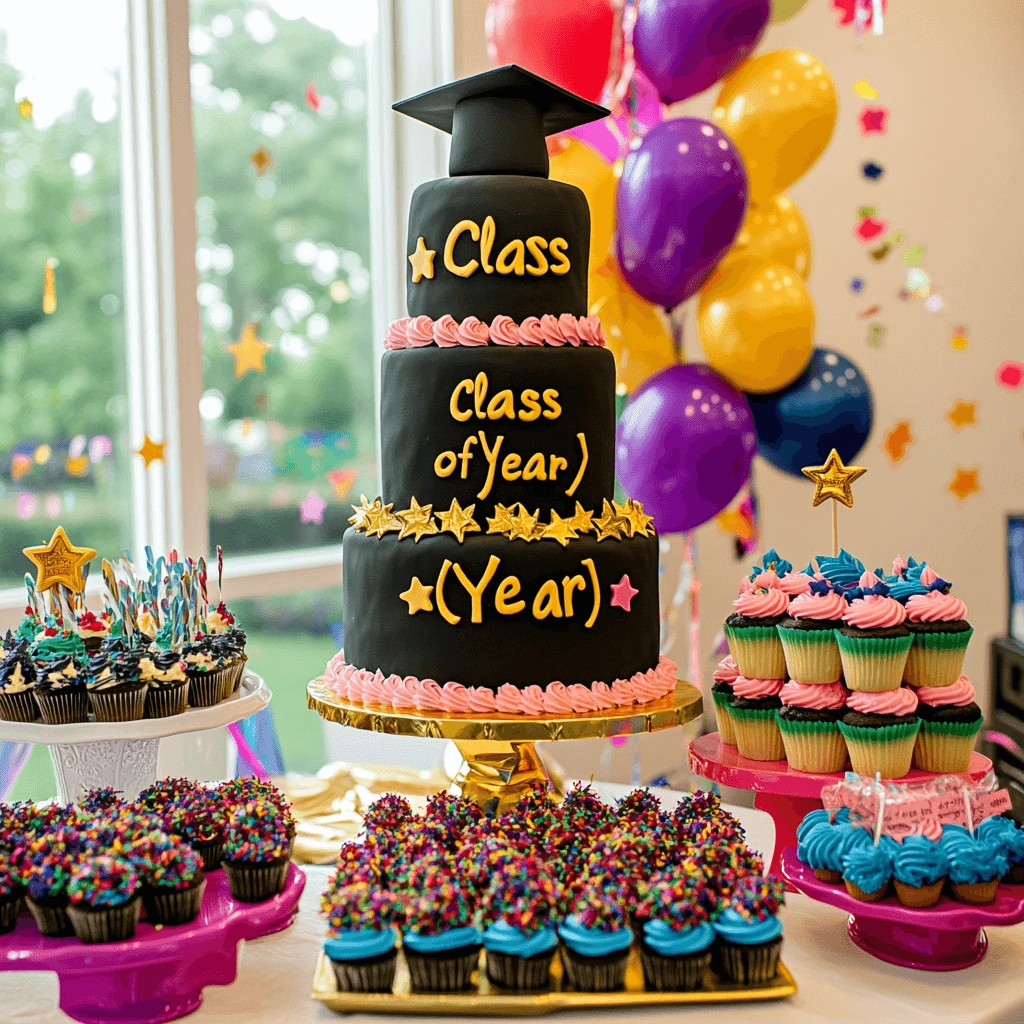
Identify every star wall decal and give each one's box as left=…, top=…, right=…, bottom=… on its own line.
left=949, top=468, right=980, bottom=501
left=396, top=497, right=438, bottom=542
left=408, top=236, right=435, bottom=284
left=228, top=323, right=272, bottom=378
left=300, top=490, right=327, bottom=525
left=883, top=421, right=913, bottom=464
left=609, top=574, right=639, bottom=612
left=801, top=449, right=867, bottom=509
left=947, top=401, right=976, bottom=430
left=23, top=526, right=97, bottom=595
left=135, top=435, right=165, bottom=468
left=436, top=497, right=479, bottom=543
left=400, top=577, right=434, bottom=615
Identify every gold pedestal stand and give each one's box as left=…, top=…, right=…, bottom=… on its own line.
left=307, top=678, right=702, bottom=814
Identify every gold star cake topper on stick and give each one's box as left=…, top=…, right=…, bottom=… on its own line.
left=801, top=448, right=866, bottom=557
left=24, top=526, right=97, bottom=595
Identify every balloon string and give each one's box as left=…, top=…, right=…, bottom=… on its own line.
left=669, top=308, right=684, bottom=362
left=685, top=532, right=702, bottom=700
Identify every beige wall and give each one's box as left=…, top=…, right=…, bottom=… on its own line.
left=453, top=0, right=1024, bottom=736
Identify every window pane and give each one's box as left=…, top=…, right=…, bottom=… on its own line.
left=190, top=0, right=378, bottom=557
left=0, top=2, right=134, bottom=586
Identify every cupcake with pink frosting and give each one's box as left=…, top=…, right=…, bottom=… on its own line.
left=777, top=579, right=846, bottom=685
left=835, top=571, right=913, bottom=693
left=912, top=674, right=983, bottom=772
left=724, top=572, right=789, bottom=681
left=729, top=676, right=785, bottom=761
left=776, top=681, right=849, bottom=773
left=902, top=567, right=973, bottom=688
left=711, top=657, right=740, bottom=746
left=838, top=686, right=921, bottom=779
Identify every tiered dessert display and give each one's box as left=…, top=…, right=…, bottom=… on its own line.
left=0, top=531, right=269, bottom=801
left=782, top=774, right=1024, bottom=970
left=307, top=65, right=701, bottom=810
left=313, top=785, right=796, bottom=1011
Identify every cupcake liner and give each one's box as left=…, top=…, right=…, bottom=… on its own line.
left=485, top=949, right=555, bottom=990
left=0, top=691, right=40, bottom=723
left=191, top=839, right=224, bottom=871
left=903, top=631, right=973, bottom=687
left=724, top=627, right=787, bottom=681
left=34, top=690, right=89, bottom=725
left=67, top=897, right=141, bottom=944
left=711, top=690, right=738, bottom=746
left=186, top=671, right=226, bottom=709
left=731, top=711, right=786, bottom=762
left=777, top=626, right=843, bottom=684
left=838, top=719, right=921, bottom=779
left=0, top=894, right=22, bottom=935
left=639, top=945, right=710, bottom=992
left=894, top=879, right=944, bottom=909
left=89, top=685, right=147, bottom=723
left=912, top=717, right=982, bottom=773
left=145, top=680, right=190, bottom=719
left=777, top=716, right=848, bottom=773
left=26, top=895, right=74, bottom=937
left=330, top=949, right=398, bottom=993
left=223, top=858, right=289, bottom=902
left=405, top=945, right=480, bottom=993
left=141, top=877, right=206, bottom=925
left=843, top=880, right=888, bottom=902
left=951, top=880, right=999, bottom=905
left=835, top=632, right=913, bottom=692
left=813, top=869, right=842, bottom=884
left=222, top=659, right=246, bottom=700
left=714, top=936, right=782, bottom=985
left=559, top=945, right=629, bottom=992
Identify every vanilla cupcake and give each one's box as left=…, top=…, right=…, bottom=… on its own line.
left=711, top=657, right=740, bottom=746
left=725, top=576, right=789, bottom=680
left=729, top=676, right=785, bottom=761
left=777, top=580, right=846, bottom=684
left=835, top=571, right=912, bottom=692
left=902, top=567, right=973, bottom=687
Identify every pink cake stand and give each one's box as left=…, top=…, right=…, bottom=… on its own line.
left=781, top=847, right=1024, bottom=970
left=0, top=863, right=305, bottom=1024
left=688, top=733, right=992, bottom=879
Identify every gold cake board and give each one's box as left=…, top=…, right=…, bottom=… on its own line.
left=311, top=947, right=796, bottom=1016
left=307, top=678, right=702, bottom=814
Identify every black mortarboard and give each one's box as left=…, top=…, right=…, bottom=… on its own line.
left=393, top=65, right=609, bottom=179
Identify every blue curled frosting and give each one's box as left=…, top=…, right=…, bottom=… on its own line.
left=324, top=928, right=396, bottom=961
left=402, top=925, right=482, bottom=954
left=558, top=915, right=633, bottom=957
left=976, top=816, right=1024, bottom=866
left=754, top=548, right=792, bottom=578
left=798, top=821, right=869, bottom=873
left=892, top=835, right=948, bottom=887
left=796, top=808, right=850, bottom=844
left=815, top=550, right=865, bottom=591
left=842, top=843, right=892, bottom=895
left=643, top=919, right=715, bottom=956
left=482, top=919, right=557, bottom=957
left=941, top=829, right=1009, bottom=885
left=712, top=908, right=783, bottom=945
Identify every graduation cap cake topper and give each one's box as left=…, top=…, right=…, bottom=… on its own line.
left=394, top=64, right=609, bottom=178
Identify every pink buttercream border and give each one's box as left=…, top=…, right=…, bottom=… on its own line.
left=384, top=313, right=606, bottom=351
left=324, top=651, right=677, bottom=716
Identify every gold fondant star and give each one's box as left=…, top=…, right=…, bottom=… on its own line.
left=949, top=467, right=980, bottom=501
left=135, top=435, right=165, bottom=468
left=486, top=503, right=517, bottom=536
left=400, top=576, right=434, bottom=615
left=348, top=494, right=373, bottom=532
left=436, top=497, right=480, bottom=543
left=396, top=497, right=439, bottom=542
left=618, top=498, right=655, bottom=538
left=364, top=499, right=402, bottom=538
left=24, top=526, right=97, bottom=595
left=507, top=504, right=540, bottom=542
left=227, top=323, right=272, bottom=378
left=593, top=499, right=627, bottom=542
left=408, top=236, right=436, bottom=284
left=947, top=401, right=976, bottom=430
left=800, top=449, right=867, bottom=509
left=568, top=501, right=595, bottom=534
left=541, top=511, right=579, bottom=548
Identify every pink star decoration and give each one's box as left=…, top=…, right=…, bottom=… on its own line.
left=609, top=574, right=639, bottom=612
left=300, top=490, right=327, bottom=525
left=858, top=106, right=889, bottom=136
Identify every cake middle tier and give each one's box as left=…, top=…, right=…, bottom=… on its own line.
left=342, top=528, right=660, bottom=691
left=381, top=345, right=615, bottom=519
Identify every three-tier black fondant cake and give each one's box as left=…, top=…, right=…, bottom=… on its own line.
left=325, top=66, right=675, bottom=716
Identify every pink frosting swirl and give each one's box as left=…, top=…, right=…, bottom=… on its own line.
left=517, top=316, right=544, bottom=346
left=432, top=314, right=459, bottom=347
left=777, top=573, right=813, bottom=598
left=413, top=679, right=446, bottom=712
left=384, top=317, right=410, bottom=350
left=780, top=680, right=847, bottom=710
left=405, top=315, right=434, bottom=347
left=457, top=316, right=490, bottom=346
left=789, top=590, right=847, bottom=622
left=489, top=314, right=519, bottom=346
left=577, top=316, right=606, bottom=346
left=752, top=570, right=782, bottom=590
left=539, top=313, right=566, bottom=347
left=589, top=681, right=616, bottom=710
left=846, top=686, right=920, bottom=716
left=843, top=572, right=907, bottom=629
left=566, top=683, right=599, bottom=712
left=713, top=656, right=740, bottom=684
left=542, top=682, right=574, bottom=715
left=915, top=675, right=976, bottom=707
left=905, top=590, right=968, bottom=623
left=892, top=556, right=909, bottom=576
left=558, top=313, right=581, bottom=346
left=733, top=676, right=785, bottom=699
left=466, top=686, right=497, bottom=713
left=737, top=576, right=755, bottom=596
left=733, top=588, right=789, bottom=618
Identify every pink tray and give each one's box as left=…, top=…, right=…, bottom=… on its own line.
left=689, top=734, right=992, bottom=879
left=0, top=863, right=306, bottom=1024
left=781, top=848, right=1024, bottom=970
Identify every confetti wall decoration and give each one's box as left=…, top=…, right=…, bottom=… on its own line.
left=300, top=490, right=327, bottom=525
left=947, top=401, right=977, bottom=430
left=949, top=468, right=981, bottom=501
left=227, top=323, right=271, bottom=378
left=883, top=421, right=913, bottom=463
left=950, top=326, right=969, bottom=351
left=997, top=361, right=1023, bottom=389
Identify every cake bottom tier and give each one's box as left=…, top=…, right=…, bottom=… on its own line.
left=340, top=528, right=662, bottom=697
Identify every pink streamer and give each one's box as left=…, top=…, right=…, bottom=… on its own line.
left=226, top=723, right=269, bottom=781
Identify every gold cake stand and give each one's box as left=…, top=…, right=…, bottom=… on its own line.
left=307, top=677, right=702, bottom=813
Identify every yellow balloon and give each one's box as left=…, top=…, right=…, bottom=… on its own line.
left=727, top=193, right=811, bottom=279
left=713, top=49, right=837, bottom=203
left=590, top=258, right=676, bottom=394
left=697, top=259, right=814, bottom=394
left=549, top=137, right=617, bottom=272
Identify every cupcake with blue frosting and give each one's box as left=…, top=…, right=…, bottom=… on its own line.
left=842, top=840, right=894, bottom=901
left=323, top=882, right=401, bottom=993
left=401, top=879, right=481, bottom=992
left=975, top=816, right=1024, bottom=884
left=941, top=825, right=1008, bottom=904
left=638, top=872, right=717, bottom=992
left=797, top=819, right=871, bottom=884
left=892, top=834, right=948, bottom=908
left=558, top=880, right=633, bottom=992
left=712, top=875, right=785, bottom=984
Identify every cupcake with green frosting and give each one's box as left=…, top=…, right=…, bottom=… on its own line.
left=777, top=580, right=846, bottom=684
left=66, top=854, right=142, bottom=943
left=902, top=567, right=973, bottom=687
left=712, top=875, right=785, bottom=984
left=323, top=882, right=401, bottom=993
left=557, top=879, right=633, bottom=993
left=638, top=872, right=716, bottom=992
left=402, top=878, right=482, bottom=992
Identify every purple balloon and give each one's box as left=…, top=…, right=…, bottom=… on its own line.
left=565, top=70, right=664, bottom=164
left=635, top=0, right=771, bottom=104
left=615, top=118, right=747, bottom=309
left=616, top=364, right=755, bottom=534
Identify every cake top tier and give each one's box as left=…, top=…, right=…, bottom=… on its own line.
left=394, top=64, right=608, bottom=178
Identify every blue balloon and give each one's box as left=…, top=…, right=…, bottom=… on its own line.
left=747, top=348, right=873, bottom=477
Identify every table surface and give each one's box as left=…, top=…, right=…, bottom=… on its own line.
left=4, top=791, right=1024, bottom=1024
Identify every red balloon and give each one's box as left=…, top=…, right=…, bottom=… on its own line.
left=486, top=0, right=615, bottom=103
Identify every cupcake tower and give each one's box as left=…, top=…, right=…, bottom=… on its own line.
left=718, top=548, right=978, bottom=779
left=0, top=776, right=295, bottom=943
left=320, top=785, right=787, bottom=996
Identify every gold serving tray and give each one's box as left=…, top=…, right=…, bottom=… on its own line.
left=311, top=947, right=796, bottom=1016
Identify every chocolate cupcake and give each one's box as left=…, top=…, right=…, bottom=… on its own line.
left=84, top=650, right=148, bottom=722
left=729, top=680, right=785, bottom=762
left=139, top=651, right=190, bottom=718
left=66, top=854, right=142, bottom=943
left=0, top=645, right=39, bottom=722
left=838, top=687, right=922, bottom=779
left=181, top=638, right=234, bottom=707
left=323, top=883, right=401, bottom=993
left=912, top=678, right=983, bottom=772
left=221, top=797, right=296, bottom=902
left=33, top=654, right=88, bottom=724
left=776, top=580, right=847, bottom=684
left=132, top=834, right=206, bottom=925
